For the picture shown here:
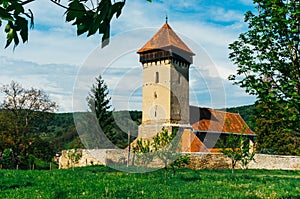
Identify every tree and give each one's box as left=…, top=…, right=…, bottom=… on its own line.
left=228, top=0, right=300, bottom=155
left=132, top=139, right=154, bottom=166
left=0, top=0, right=152, bottom=49
left=86, top=75, right=115, bottom=148
left=65, top=148, right=82, bottom=170
left=153, top=128, right=190, bottom=176
left=0, top=148, right=15, bottom=169
left=151, top=128, right=180, bottom=170
left=133, top=128, right=190, bottom=176
left=220, top=133, right=255, bottom=174
left=0, top=81, right=57, bottom=169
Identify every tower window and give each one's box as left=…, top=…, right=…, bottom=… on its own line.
left=178, top=74, right=181, bottom=84
left=155, top=72, right=159, bottom=83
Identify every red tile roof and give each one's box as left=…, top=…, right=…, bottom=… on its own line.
left=137, top=23, right=195, bottom=55
left=190, top=106, right=255, bottom=135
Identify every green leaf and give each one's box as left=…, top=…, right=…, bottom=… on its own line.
left=5, top=28, right=14, bottom=48
left=0, top=7, right=13, bottom=21
left=111, top=2, right=125, bottom=19
left=65, top=0, right=86, bottom=22
left=65, top=10, right=77, bottom=22
left=28, top=9, right=34, bottom=29
left=13, top=4, right=24, bottom=16
left=87, top=21, right=99, bottom=37
left=16, top=17, right=28, bottom=43
left=13, top=30, right=19, bottom=47
left=77, top=23, right=88, bottom=35
left=68, top=0, right=86, bottom=12
left=4, top=22, right=10, bottom=32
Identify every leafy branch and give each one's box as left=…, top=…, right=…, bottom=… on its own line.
left=0, top=0, right=152, bottom=49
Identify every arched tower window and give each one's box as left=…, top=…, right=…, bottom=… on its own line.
left=154, top=91, right=157, bottom=99
left=155, top=72, right=159, bottom=83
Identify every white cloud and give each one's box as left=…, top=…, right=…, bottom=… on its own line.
left=239, top=0, right=254, bottom=6
left=209, top=7, right=244, bottom=22
left=0, top=0, right=256, bottom=112
left=0, top=56, right=78, bottom=112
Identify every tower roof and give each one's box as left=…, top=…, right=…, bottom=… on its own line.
left=137, top=23, right=195, bottom=55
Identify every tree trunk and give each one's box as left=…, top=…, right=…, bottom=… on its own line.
left=231, top=159, right=236, bottom=174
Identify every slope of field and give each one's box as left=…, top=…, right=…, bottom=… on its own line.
left=0, top=166, right=299, bottom=199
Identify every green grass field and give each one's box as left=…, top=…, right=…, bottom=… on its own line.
left=0, top=166, right=299, bottom=199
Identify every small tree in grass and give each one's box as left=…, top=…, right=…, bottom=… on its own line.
left=133, top=128, right=190, bottom=176
left=132, top=139, right=154, bottom=166
left=169, top=154, right=190, bottom=176
left=221, top=133, right=255, bottom=174
left=66, top=148, right=83, bottom=170
left=152, top=128, right=177, bottom=169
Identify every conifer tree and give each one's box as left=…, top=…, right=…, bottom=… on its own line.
left=86, top=75, right=115, bottom=145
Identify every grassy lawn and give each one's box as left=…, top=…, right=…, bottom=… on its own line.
left=0, top=166, right=299, bottom=199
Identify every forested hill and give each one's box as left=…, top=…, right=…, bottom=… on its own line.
left=41, top=110, right=142, bottom=152
left=42, top=105, right=255, bottom=152
left=0, top=105, right=255, bottom=170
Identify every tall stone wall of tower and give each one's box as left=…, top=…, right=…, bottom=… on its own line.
left=170, top=59, right=190, bottom=124
left=141, top=60, right=172, bottom=125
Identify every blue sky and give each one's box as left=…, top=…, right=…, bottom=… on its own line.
left=0, top=0, right=257, bottom=112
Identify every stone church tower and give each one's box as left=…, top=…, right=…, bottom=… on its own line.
left=137, top=21, right=195, bottom=139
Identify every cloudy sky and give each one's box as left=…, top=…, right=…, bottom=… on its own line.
left=0, top=0, right=257, bottom=112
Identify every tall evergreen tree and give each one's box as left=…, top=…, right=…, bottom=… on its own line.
left=86, top=75, right=115, bottom=145
left=229, top=0, right=300, bottom=155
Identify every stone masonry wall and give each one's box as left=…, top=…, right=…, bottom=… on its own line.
left=247, top=154, right=300, bottom=170
left=59, top=149, right=300, bottom=170
left=184, top=153, right=300, bottom=170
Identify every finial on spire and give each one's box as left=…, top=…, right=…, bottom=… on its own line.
left=165, top=15, right=168, bottom=24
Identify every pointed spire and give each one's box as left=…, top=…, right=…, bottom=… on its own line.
left=166, top=15, right=168, bottom=24
left=137, top=22, right=195, bottom=55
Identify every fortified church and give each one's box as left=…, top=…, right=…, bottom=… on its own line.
left=59, top=21, right=258, bottom=169
left=135, top=21, right=255, bottom=152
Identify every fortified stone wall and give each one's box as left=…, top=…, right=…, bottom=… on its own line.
left=59, top=149, right=128, bottom=169
left=59, top=149, right=300, bottom=170
left=247, top=154, right=300, bottom=170
left=184, top=153, right=300, bottom=170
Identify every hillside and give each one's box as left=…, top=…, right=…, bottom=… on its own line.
left=40, top=111, right=142, bottom=152
left=1, top=105, right=255, bottom=154
left=0, top=105, right=255, bottom=169
left=44, top=105, right=255, bottom=152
